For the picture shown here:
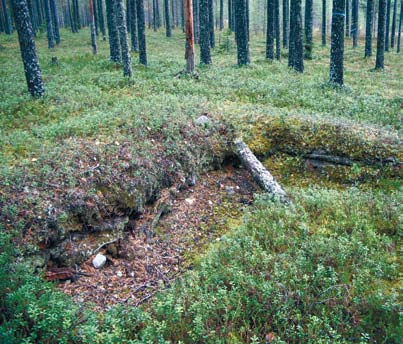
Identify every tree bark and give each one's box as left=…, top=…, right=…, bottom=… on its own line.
left=282, top=0, right=288, bottom=48
left=398, top=0, right=402, bottom=52
left=390, top=0, right=397, bottom=47
left=1, top=0, right=12, bottom=34
left=219, top=0, right=223, bottom=30
left=266, top=0, right=274, bottom=59
left=208, top=0, right=215, bottom=47
left=184, top=0, right=195, bottom=72
left=115, top=0, right=132, bottom=77
left=352, top=0, right=358, bottom=47
left=365, top=0, right=374, bottom=56
left=288, top=0, right=303, bottom=72
left=329, top=0, right=345, bottom=85
left=97, top=0, right=106, bottom=39
left=235, top=0, right=249, bottom=65
left=345, top=0, right=350, bottom=36
left=385, top=0, right=391, bottom=50
left=235, top=139, right=289, bottom=203
left=89, top=0, right=97, bottom=54
left=322, top=0, right=326, bottom=46
left=130, top=0, right=138, bottom=51
left=164, top=0, right=171, bottom=36
left=50, top=0, right=60, bottom=44
left=106, top=0, right=121, bottom=62
left=44, top=0, right=55, bottom=48
left=12, top=0, right=45, bottom=97
left=275, top=0, right=280, bottom=59
left=137, top=0, right=148, bottom=65
left=304, top=0, right=313, bottom=59
left=376, top=0, right=387, bottom=67
left=199, top=0, right=211, bottom=64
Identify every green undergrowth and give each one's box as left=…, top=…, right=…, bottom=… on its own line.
left=0, top=28, right=402, bottom=343
left=1, top=187, right=400, bottom=343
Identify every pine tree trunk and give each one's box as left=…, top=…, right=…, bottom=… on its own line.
left=345, top=0, right=350, bottom=37
left=153, top=0, right=157, bottom=30
left=376, top=0, right=387, bottom=68
left=282, top=0, right=288, bottom=48
left=50, top=0, right=60, bottom=44
left=397, top=0, right=402, bottom=52
left=322, top=0, right=326, bottom=46
left=115, top=0, right=132, bottom=77
left=137, top=0, right=147, bottom=65
left=171, top=0, right=175, bottom=27
left=12, top=0, right=45, bottom=97
left=130, top=0, right=138, bottom=51
left=199, top=0, right=211, bottom=63
left=219, top=0, right=223, bottom=30
left=97, top=0, right=106, bottom=38
left=0, top=0, right=5, bottom=33
left=266, top=0, right=274, bottom=59
left=275, top=0, right=280, bottom=59
left=390, top=0, right=397, bottom=47
left=208, top=0, right=215, bottom=47
left=106, top=0, right=121, bottom=62
left=385, top=0, right=391, bottom=50
left=228, top=0, right=232, bottom=30
left=184, top=0, right=195, bottom=72
left=68, top=0, right=75, bottom=32
left=235, top=0, right=249, bottom=65
left=90, top=0, right=97, bottom=54
left=352, top=0, right=358, bottom=47
left=304, top=0, right=313, bottom=59
left=73, top=0, right=81, bottom=29
left=44, top=0, right=55, bottom=48
left=193, top=0, right=199, bottom=42
left=164, top=0, right=172, bottom=36
left=289, top=0, right=303, bottom=71
left=181, top=0, right=185, bottom=31
left=329, top=0, right=345, bottom=85
left=94, top=0, right=99, bottom=35
left=1, top=0, right=12, bottom=34
left=365, top=0, right=374, bottom=56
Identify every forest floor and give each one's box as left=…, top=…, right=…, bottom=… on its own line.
left=0, top=29, right=402, bottom=343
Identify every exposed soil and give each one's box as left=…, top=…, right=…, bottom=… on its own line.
left=57, top=165, right=257, bottom=310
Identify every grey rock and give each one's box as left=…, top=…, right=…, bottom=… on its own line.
left=92, top=253, right=107, bottom=269
left=195, top=115, right=211, bottom=126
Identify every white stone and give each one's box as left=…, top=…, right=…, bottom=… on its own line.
left=92, top=253, right=107, bottom=269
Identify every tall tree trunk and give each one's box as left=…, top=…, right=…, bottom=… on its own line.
left=68, top=0, right=75, bottom=32
left=44, top=0, right=55, bottom=48
left=390, top=0, right=397, bottom=47
left=304, top=0, right=313, bottom=59
left=171, top=0, right=175, bottom=27
left=219, top=0, right=223, bottom=30
left=385, top=0, right=391, bottom=50
left=164, top=0, right=172, bottom=36
left=275, top=0, right=280, bottom=59
left=1, top=0, right=12, bottom=34
left=288, top=0, right=303, bottom=71
left=397, top=0, right=402, bottom=52
left=208, top=0, right=215, bottom=47
left=376, top=0, right=387, bottom=68
left=184, top=0, right=195, bottom=71
left=106, top=0, right=121, bottom=62
left=199, top=0, right=211, bottom=63
left=130, top=0, right=138, bottom=51
left=93, top=0, right=99, bottom=34
left=115, top=0, right=132, bottom=76
left=50, top=0, right=60, bottom=44
left=137, top=0, right=147, bottom=65
left=329, top=0, right=345, bottom=85
left=266, top=0, right=274, bottom=59
left=365, top=0, right=374, bottom=56
left=90, top=0, right=97, bottom=54
left=97, top=0, right=106, bottom=38
left=235, top=0, right=249, bottom=65
left=181, top=0, right=185, bottom=31
left=228, top=0, right=233, bottom=30
left=193, top=0, right=199, bottom=42
left=345, top=0, right=350, bottom=36
left=322, top=0, right=326, bottom=45
left=73, top=0, right=81, bottom=29
left=352, top=0, right=358, bottom=47
left=282, top=0, right=288, bottom=47
left=12, top=0, right=45, bottom=97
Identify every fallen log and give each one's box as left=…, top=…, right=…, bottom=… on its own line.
left=234, top=138, right=290, bottom=204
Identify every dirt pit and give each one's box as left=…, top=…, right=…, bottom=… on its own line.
left=57, top=165, right=257, bottom=310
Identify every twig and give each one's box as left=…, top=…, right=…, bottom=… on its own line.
left=92, top=238, right=121, bottom=255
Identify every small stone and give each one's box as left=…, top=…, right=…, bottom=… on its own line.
left=185, top=198, right=195, bottom=205
left=225, top=186, right=235, bottom=195
left=92, top=253, right=107, bottom=269
left=116, top=271, right=123, bottom=277
left=195, top=115, right=211, bottom=126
